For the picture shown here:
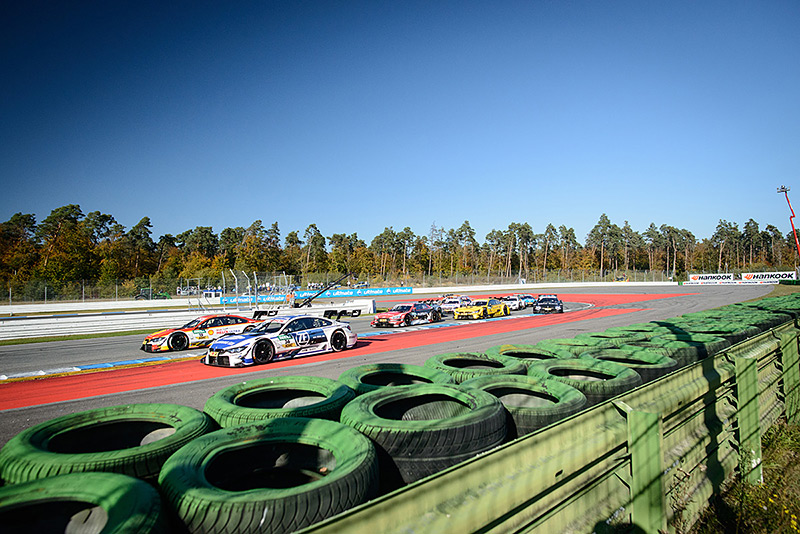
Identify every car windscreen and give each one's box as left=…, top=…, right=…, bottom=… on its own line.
left=181, top=318, right=202, bottom=329
left=251, top=320, right=286, bottom=334
left=391, top=305, right=412, bottom=312
left=472, top=300, right=488, bottom=306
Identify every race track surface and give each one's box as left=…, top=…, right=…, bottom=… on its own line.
left=0, top=284, right=773, bottom=447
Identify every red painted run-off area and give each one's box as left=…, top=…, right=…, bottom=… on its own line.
left=0, top=293, right=691, bottom=410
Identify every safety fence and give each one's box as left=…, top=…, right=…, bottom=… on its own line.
left=301, top=320, right=800, bottom=533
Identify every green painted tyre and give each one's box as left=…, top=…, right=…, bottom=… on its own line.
left=203, top=376, right=355, bottom=427
left=424, top=352, right=527, bottom=383
left=578, top=347, right=679, bottom=383
left=669, top=321, right=760, bottom=344
left=535, top=337, right=617, bottom=357
left=526, top=358, right=642, bottom=406
left=460, top=375, right=587, bottom=438
left=484, top=344, right=575, bottom=369
left=338, top=363, right=454, bottom=396
left=575, top=331, right=647, bottom=347
left=604, top=323, right=676, bottom=340
left=0, top=472, right=166, bottom=533
left=0, top=403, right=215, bottom=484
left=159, top=418, right=379, bottom=534
left=340, top=384, right=506, bottom=488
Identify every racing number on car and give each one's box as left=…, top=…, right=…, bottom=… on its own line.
left=295, top=332, right=310, bottom=346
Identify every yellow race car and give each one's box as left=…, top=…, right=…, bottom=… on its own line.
left=453, top=298, right=509, bottom=320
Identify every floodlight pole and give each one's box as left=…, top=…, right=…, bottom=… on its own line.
left=778, top=185, right=800, bottom=262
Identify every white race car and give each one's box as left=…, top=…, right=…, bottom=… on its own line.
left=203, top=314, right=358, bottom=367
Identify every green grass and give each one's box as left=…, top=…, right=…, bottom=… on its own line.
left=692, top=421, right=800, bottom=534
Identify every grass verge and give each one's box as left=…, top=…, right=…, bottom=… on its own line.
left=692, top=420, right=800, bottom=533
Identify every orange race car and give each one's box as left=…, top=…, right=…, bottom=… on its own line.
left=141, top=314, right=262, bottom=352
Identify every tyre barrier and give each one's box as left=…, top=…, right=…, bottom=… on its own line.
left=534, top=337, right=618, bottom=357
left=203, top=376, right=355, bottom=427
left=578, top=347, right=679, bottom=384
left=484, top=343, right=575, bottom=368
left=2, top=293, right=800, bottom=532
left=339, top=384, right=506, bottom=490
left=574, top=330, right=648, bottom=347
left=526, top=358, right=643, bottom=406
left=423, top=352, right=527, bottom=383
left=338, top=363, right=455, bottom=396
left=0, top=403, right=216, bottom=485
left=159, top=418, right=379, bottom=534
left=460, top=375, right=587, bottom=439
left=0, top=472, right=167, bottom=533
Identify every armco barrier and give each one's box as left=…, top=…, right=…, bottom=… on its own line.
left=301, top=321, right=800, bottom=533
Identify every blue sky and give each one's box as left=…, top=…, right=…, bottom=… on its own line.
left=2, top=1, right=799, bottom=245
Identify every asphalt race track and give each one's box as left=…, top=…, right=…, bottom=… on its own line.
left=0, top=284, right=773, bottom=447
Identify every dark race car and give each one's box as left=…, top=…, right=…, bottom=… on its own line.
left=533, top=294, right=564, bottom=314
left=371, top=302, right=443, bottom=328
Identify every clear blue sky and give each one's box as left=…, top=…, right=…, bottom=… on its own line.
left=2, top=1, right=798, bottom=245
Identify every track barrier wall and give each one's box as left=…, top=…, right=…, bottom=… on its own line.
left=301, top=320, right=800, bottom=534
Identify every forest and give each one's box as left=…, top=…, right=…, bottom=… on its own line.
left=0, top=204, right=797, bottom=299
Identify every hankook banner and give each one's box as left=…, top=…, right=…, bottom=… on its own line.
left=741, top=271, right=797, bottom=282
left=688, top=273, right=735, bottom=282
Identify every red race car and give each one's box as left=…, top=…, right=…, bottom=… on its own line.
left=141, top=314, right=262, bottom=352
left=371, top=302, right=443, bottom=328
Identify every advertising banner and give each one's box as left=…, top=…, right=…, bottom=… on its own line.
left=220, top=287, right=413, bottom=305
left=687, top=273, right=735, bottom=282
left=741, top=271, right=797, bottom=282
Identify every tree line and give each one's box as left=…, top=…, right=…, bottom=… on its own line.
left=1, top=204, right=798, bottom=291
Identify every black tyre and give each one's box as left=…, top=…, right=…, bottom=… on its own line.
left=204, top=376, right=356, bottom=427
left=0, top=472, right=167, bottom=533
left=431, top=310, right=441, bottom=322
left=340, top=384, right=506, bottom=488
left=484, top=344, right=575, bottom=369
left=159, top=418, right=379, bottom=534
left=338, top=363, right=455, bottom=396
left=503, top=306, right=509, bottom=316
left=253, top=339, right=275, bottom=363
left=578, top=347, right=679, bottom=383
left=404, top=315, right=413, bottom=327
left=168, top=333, right=189, bottom=351
left=460, top=375, right=587, bottom=439
left=424, top=352, right=527, bottom=384
left=330, top=330, right=348, bottom=352
left=526, top=358, right=643, bottom=406
left=0, top=403, right=215, bottom=484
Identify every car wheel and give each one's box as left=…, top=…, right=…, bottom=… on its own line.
left=168, top=333, right=189, bottom=351
left=330, top=330, right=348, bottom=352
left=404, top=315, right=412, bottom=327
left=253, top=340, right=274, bottom=364
left=431, top=310, right=441, bottom=322
left=482, top=309, right=488, bottom=319
left=503, top=306, right=509, bottom=316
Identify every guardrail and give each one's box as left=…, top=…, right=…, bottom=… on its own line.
left=0, top=300, right=377, bottom=341
left=301, top=321, right=800, bottom=533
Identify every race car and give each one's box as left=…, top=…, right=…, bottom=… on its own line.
left=141, top=314, right=261, bottom=352
left=453, top=298, right=509, bottom=320
left=519, top=294, right=537, bottom=307
left=533, top=294, right=564, bottom=314
left=501, top=295, right=524, bottom=311
left=203, top=314, right=357, bottom=367
left=440, top=295, right=472, bottom=314
left=371, top=302, right=442, bottom=328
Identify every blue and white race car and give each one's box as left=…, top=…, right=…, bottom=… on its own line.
left=203, top=314, right=358, bottom=367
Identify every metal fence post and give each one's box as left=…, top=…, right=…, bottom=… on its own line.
left=774, top=327, right=800, bottom=424
left=615, top=401, right=667, bottom=533
left=735, top=356, right=763, bottom=484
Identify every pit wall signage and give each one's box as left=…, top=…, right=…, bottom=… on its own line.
left=684, top=272, right=797, bottom=285
left=220, top=287, right=412, bottom=304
